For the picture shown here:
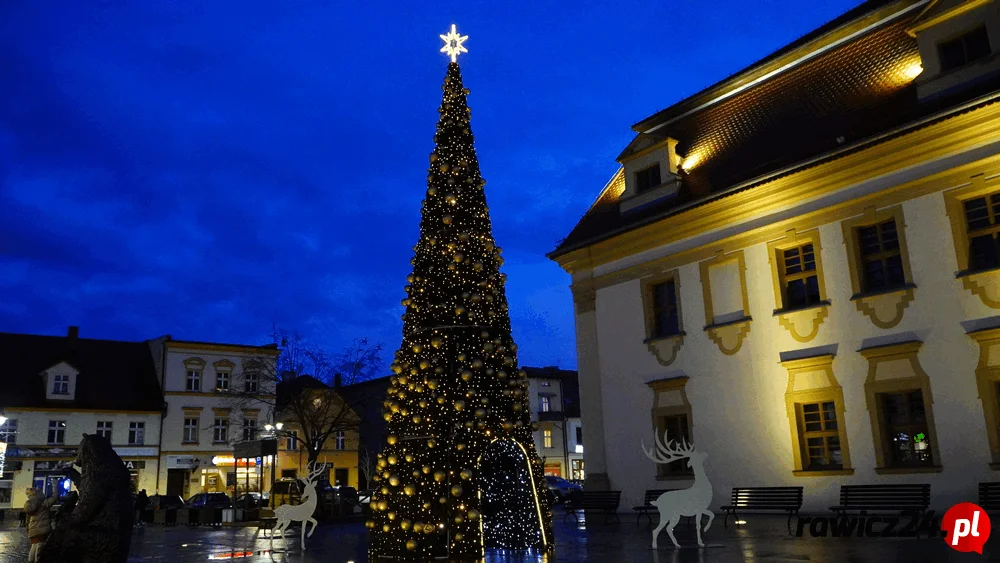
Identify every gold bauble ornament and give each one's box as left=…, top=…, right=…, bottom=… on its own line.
left=458, top=352, right=467, bottom=362
left=404, top=484, right=417, bottom=496
left=460, top=370, right=472, bottom=381
left=389, top=475, right=400, bottom=486
left=468, top=509, right=480, bottom=521
left=387, top=435, right=398, bottom=445
left=455, top=533, right=464, bottom=541
left=406, top=539, right=417, bottom=551
left=401, top=519, right=411, bottom=531
left=419, top=360, right=430, bottom=370
left=431, top=337, right=443, bottom=348
left=383, top=412, right=392, bottom=421
left=365, top=520, right=375, bottom=529
left=443, top=216, right=453, bottom=225
left=422, top=465, right=431, bottom=474
left=412, top=415, right=422, bottom=424
left=471, top=359, right=483, bottom=369
left=460, top=469, right=473, bottom=480
left=412, top=344, right=423, bottom=353
left=405, top=454, right=414, bottom=462
left=455, top=307, right=465, bottom=315
left=475, top=408, right=486, bottom=418
left=388, top=455, right=398, bottom=465
left=424, top=524, right=435, bottom=534
left=428, top=379, right=439, bottom=389
left=456, top=443, right=466, bottom=451
left=427, top=438, right=437, bottom=448
left=454, top=400, right=465, bottom=411
left=451, top=485, right=463, bottom=497
left=445, top=194, right=457, bottom=204
left=383, top=524, right=391, bottom=533
left=387, top=511, right=396, bottom=521
left=454, top=515, right=465, bottom=524
left=439, top=163, right=449, bottom=172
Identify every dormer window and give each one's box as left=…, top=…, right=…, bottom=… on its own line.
left=635, top=164, right=662, bottom=194
left=939, top=26, right=991, bottom=72
left=52, top=374, right=70, bottom=395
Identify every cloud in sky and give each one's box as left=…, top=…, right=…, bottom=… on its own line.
left=0, top=0, right=864, bottom=369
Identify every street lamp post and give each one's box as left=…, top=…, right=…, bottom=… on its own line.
left=263, top=423, right=284, bottom=509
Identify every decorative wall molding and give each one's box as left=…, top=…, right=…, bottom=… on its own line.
left=706, top=320, right=752, bottom=355
left=968, top=326, right=1000, bottom=467
left=777, top=305, right=830, bottom=343
left=647, top=334, right=685, bottom=366
left=854, top=286, right=916, bottom=329
left=961, top=270, right=1000, bottom=308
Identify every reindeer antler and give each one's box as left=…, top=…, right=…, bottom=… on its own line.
left=641, top=429, right=695, bottom=465
left=303, top=461, right=327, bottom=483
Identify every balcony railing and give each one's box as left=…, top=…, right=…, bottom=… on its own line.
left=537, top=410, right=565, bottom=422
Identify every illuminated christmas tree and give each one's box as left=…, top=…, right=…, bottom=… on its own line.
left=366, top=25, right=554, bottom=560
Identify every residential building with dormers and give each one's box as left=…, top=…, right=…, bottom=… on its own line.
left=550, top=0, right=1000, bottom=513
left=152, top=337, right=279, bottom=499
left=0, top=327, right=164, bottom=510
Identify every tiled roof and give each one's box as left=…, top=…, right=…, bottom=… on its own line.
left=0, top=332, right=163, bottom=411
left=550, top=1, right=1000, bottom=258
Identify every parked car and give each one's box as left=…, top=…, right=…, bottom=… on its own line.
left=148, top=494, right=185, bottom=510
left=545, top=476, right=582, bottom=503
left=185, top=492, right=232, bottom=509
left=234, top=492, right=269, bottom=509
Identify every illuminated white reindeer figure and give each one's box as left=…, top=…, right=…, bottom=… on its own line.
left=641, top=434, right=714, bottom=549
left=270, top=461, right=326, bottom=551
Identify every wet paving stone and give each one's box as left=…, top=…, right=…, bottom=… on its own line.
left=0, top=511, right=995, bottom=562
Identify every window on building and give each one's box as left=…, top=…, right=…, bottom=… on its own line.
left=245, top=371, right=259, bottom=393
left=0, top=419, right=18, bottom=444
left=96, top=421, right=113, bottom=441
left=128, top=422, right=145, bottom=445
left=286, top=431, right=299, bottom=451
left=242, top=418, right=257, bottom=441
left=777, top=243, right=822, bottom=309
left=796, top=402, right=843, bottom=470
left=183, top=418, right=199, bottom=443
left=213, top=418, right=229, bottom=443
left=651, top=279, right=680, bottom=338
left=540, top=381, right=551, bottom=387
left=186, top=370, right=201, bottom=392
left=52, top=374, right=69, bottom=395
left=216, top=371, right=230, bottom=392
left=539, top=395, right=551, bottom=412
left=657, top=414, right=693, bottom=476
left=939, top=26, right=992, bottom=73
left=543, top=429, right=553, bottom=449
left=575, top=426, right=583, bottom=445
left=48, top=420, right=66, bottom=445
left=880, top=390, right=933, bottom=467
left=635, top=163, right=662, bottom=194
left=281, top=469, right=297, bottom=479
left=335, top=430, right=346, bottom=451
left=856, top=219, right=906, bottom=292
left=963, top=193, right=1000, bottom=271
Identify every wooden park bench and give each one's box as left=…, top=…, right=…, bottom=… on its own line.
left=829, top=484, right=930, bottom=518
left=979, top=482, right=1000, bottom=513
left=720, top=486, right=803, bottom=534
left=564, top=491, right=622, bottom=524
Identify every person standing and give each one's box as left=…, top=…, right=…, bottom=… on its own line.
left=23, top=488, right=57, bottom=563
left=134, top=489, right=149, bottom=529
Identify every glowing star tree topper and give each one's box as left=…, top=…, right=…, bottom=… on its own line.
left=440, top=24, right=469, bottom=63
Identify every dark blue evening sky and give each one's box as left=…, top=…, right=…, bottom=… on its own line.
left=1, top=0, right=863, bottom=370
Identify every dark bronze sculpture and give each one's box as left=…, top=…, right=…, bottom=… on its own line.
left=38, top=434, right=133, bottom=563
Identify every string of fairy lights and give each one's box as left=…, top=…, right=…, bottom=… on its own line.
left=366, top=25, right=554, bottom=560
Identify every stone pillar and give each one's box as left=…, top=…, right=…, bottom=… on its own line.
left=572, top=280, right=611, bottom=491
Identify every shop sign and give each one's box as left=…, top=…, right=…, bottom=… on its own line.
left=123, top=460, right=146, bottom=471
left=166, top=455, right=198, bottom=469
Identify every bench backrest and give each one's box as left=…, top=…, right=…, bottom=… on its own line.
left=643, top=489, right=678, bottom=504
left=839, top=484, right=930, bottom=508
left=980, top=482, right=1000, bottom=510
left=729, top=487, right=803, bottom=508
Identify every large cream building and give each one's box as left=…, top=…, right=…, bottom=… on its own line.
left=153, top=337, right=279, bottom=499
left=550, top=0, right=1000, bottom=513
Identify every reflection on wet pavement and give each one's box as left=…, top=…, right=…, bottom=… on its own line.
left=0, top=511, right=993, bottom=562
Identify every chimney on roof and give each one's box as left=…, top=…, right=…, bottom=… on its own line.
left=334, top=373, right=342, bottom=388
